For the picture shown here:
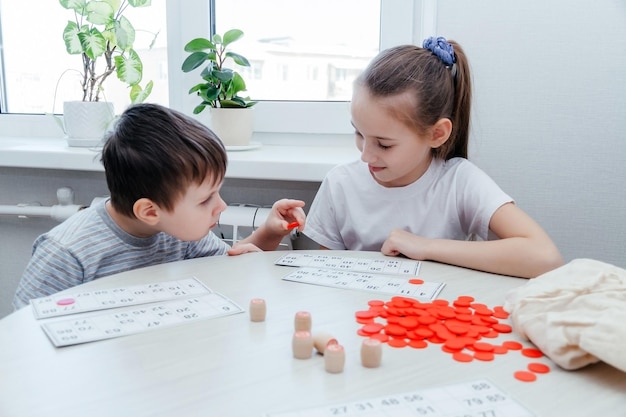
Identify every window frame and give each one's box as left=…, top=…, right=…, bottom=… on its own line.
left=0, top=0, right=424, bottom=137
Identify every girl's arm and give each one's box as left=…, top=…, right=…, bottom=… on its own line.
left=381, top=203, right=563, bottom=278
left=230, top=199, right=306, bottom=252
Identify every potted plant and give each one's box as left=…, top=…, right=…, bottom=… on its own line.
left=59, top=0, right=156, bottom=146
left=181, top=28, right=258, bottom=147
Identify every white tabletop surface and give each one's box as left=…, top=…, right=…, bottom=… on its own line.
left=0, top=251, right=624, bottom=417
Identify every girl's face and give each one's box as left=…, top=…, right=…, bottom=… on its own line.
left=158, top=175, right=227, bottom=241
left=351, top=85, right=434, bottom=188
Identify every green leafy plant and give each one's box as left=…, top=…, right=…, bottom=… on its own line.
left=60, top=0, right=157, bottom=103
left=181, top=28, right=257, bottom=113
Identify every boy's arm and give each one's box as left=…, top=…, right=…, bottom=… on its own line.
left=232, top=199, right=306, bottom=252
left=13, top=238, right=84, bottom=309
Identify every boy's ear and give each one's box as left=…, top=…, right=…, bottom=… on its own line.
left=133, top=198, right=160, bottom=226
left=429, top=118, right=453, bottom=149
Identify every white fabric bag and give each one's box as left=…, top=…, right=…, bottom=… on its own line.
left=504, top=258, right=626, bottom=372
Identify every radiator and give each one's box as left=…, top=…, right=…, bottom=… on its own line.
left=215, top=204, right=294, bottom=250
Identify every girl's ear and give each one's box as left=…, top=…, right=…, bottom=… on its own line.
left=429, top=118, right=453, bottom=149
left=133, top=198, right=160, bottom=226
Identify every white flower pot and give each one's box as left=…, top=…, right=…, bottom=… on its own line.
left=63, top=101, right=115, bottom=147
left=209, top=107, right=254, bottom=147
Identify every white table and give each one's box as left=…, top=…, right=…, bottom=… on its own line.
left=0, top=251, right=624, bottom=417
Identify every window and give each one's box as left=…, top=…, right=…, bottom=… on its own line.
left=1, top=0, right=418, bottom=135
left=214, top=0, right=380, bottom=102
left=0, top=0, right=168, bottom=115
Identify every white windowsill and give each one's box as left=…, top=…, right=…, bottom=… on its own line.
left=0, top=133, right=360, bottom=183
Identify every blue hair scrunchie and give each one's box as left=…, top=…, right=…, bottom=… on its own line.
left=422, top=36, right=455, bottom=66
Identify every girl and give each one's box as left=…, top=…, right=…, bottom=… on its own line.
left=304, top=37, right=562, bottom=278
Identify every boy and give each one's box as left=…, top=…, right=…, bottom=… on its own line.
left=13, top=103, right=305, bottom=309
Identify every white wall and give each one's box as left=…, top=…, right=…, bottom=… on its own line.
left=1, top=0, right=625, bottom=318
left=433, top=0, right=626, bottom=270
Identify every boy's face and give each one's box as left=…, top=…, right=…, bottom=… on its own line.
left=157, top=175, right=227, bottom=241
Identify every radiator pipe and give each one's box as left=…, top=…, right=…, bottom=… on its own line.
left=218, top=205, right=271, bottom=230
left=0, top=204, right=84, bottom=222
left=0, top=187, right=87, bottom=222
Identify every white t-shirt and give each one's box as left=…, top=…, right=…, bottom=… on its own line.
left=304, top=157, right=513, bottom=251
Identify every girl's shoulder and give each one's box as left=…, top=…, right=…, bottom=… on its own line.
left=440, top=158, right=506, bottom=200
left=329, top=159, right=363, bottom=173
left=441, top=156, right=472, bottom=169
left=441, top=157, right=487, bottom=177
left=324, top=159, right=366, bottom=181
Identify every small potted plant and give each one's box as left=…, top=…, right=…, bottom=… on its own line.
left=59, top=0, right=156, bottom=146
left=181, top=28, right=257, bottom=147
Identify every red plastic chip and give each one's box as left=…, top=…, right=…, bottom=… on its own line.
left=452, top=352, right=474, bottom=362
left=514, top=371, right=537, bottom=382
left=502, top=341, right=523, bottom=350
left=528, top=363, right=551, bottom=373
left=521, top=348, right=544, bottom=358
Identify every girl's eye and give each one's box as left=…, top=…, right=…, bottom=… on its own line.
left=378, top=143, right=391, bottom=150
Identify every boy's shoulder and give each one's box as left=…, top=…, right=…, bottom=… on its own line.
left=40, top=204, right=108, bottom=247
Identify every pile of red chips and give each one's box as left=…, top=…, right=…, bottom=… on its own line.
left=355, top=295, right=551, bottom=382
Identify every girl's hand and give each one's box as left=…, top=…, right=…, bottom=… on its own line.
left=235, top=199, right=306, bottom=251
left=381, top=229, right=430, bottom=260
left=266, top=198, right=306, bottom=236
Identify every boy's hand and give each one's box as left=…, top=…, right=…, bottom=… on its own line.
left=267, top=199, right=306, bottom=235
left=228, top=242, right=263, bottom=256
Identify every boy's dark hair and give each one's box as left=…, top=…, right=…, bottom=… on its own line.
left=356, top=41, right=472, bottom=160
left=101, top=103, right=227, bottom=217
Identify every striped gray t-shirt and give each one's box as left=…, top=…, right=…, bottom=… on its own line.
left=13, top=198, right=230, bottom=310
